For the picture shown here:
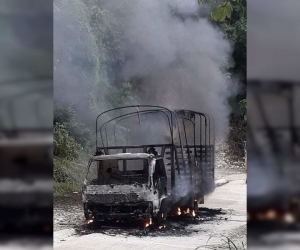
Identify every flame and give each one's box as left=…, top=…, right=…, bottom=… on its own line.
left=87, top=219, right=93, bottom=224
left=161, top=213, right=164, bottom=218
left=86, top=216, right=94, bottom=224
left=256, top=210, right=278, bottom=221
left=177, top=207, right=181, bottom=216
left=175, top=207, right=196, bottom=216
left=159, top=225, right=166, bottom=229
left=144, top=217, right=152, bottom=228
left=182, top=208, right=190, bottom=215
left=265, top=210, right=277, bottom=220
left=284, top=213, right=295, bottom=224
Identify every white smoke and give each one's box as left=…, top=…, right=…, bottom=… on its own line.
left=54, top=0, right=238, bottom=140
left=102, top=0, right=237, bottom=139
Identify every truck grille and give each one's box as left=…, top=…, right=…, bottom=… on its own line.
left=86, top=193, right=139, bottom=204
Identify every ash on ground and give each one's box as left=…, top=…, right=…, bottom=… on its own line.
left=75, top=207, right=228, bottom=238
left=54, top=193, right=230, bottom=237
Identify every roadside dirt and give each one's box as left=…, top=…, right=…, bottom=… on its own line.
left=54, top=195, right=83, bottom=232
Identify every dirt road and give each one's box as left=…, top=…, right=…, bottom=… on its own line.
left=54, top=168, right=246, bottom=250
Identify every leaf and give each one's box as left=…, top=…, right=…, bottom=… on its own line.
left=211, top=1, right=232, bottom=22
left=198, top=0, right=207, bottom=4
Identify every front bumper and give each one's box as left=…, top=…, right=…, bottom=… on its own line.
left=85, top=201, right=153, bottom=221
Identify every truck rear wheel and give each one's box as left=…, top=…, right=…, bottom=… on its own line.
left=194, top=200, right=199, bottom=215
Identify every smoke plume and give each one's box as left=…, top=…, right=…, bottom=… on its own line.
left=101, top=0, right=236, bottom=139
left=54, top=0, right=237, bottom=139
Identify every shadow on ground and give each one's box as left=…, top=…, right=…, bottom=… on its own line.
left=54, top=193, right=231, bottom=237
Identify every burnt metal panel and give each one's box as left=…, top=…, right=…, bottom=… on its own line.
left=86, top=193, right=139, bottom=204
left=197, top=145, right=215, bottom=194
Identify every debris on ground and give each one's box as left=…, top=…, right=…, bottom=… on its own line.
left=74, top=207, right=227, bottom=238
left=54, top=193, right=228, bottom=237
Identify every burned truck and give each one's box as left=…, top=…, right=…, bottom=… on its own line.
left=82, top=105, right=215, bottom=224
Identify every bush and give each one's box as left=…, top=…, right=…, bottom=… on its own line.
left=53, top=155, right=89, bottom=196
left=54, top=105, right=92, bottom=147
left=54, top=181, right=77, bottom=197
left=53, top=123, right=81, bottom=160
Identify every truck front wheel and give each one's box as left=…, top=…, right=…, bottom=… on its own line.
left=154, top=198, right=169, bottom=225
left=83, top=203, right=91, bottom=220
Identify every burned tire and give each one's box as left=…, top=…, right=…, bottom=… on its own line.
left=83, top=203, right=90, bottom=220
left=194, top=200, right=199, bottom=215
left=154, top=213, right=165, bottom=225
left=154, top=198, right=169, bottom=225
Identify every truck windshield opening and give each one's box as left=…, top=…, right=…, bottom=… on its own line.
left=88, top=159, right=149, bottom=185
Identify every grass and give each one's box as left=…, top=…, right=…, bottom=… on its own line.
left=195, top=235, right=246, bottom=250
left=54, top=181, right=79, bottom=197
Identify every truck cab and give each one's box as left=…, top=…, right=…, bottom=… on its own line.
left=83, top=153, right=168, bottom=223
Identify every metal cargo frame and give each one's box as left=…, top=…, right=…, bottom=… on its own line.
left=95, top=105, right=215, bottom=203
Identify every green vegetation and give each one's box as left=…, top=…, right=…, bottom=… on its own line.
left=53, top=106, right=91, bottom=196
left=196, top=235, right=245, bottom=250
